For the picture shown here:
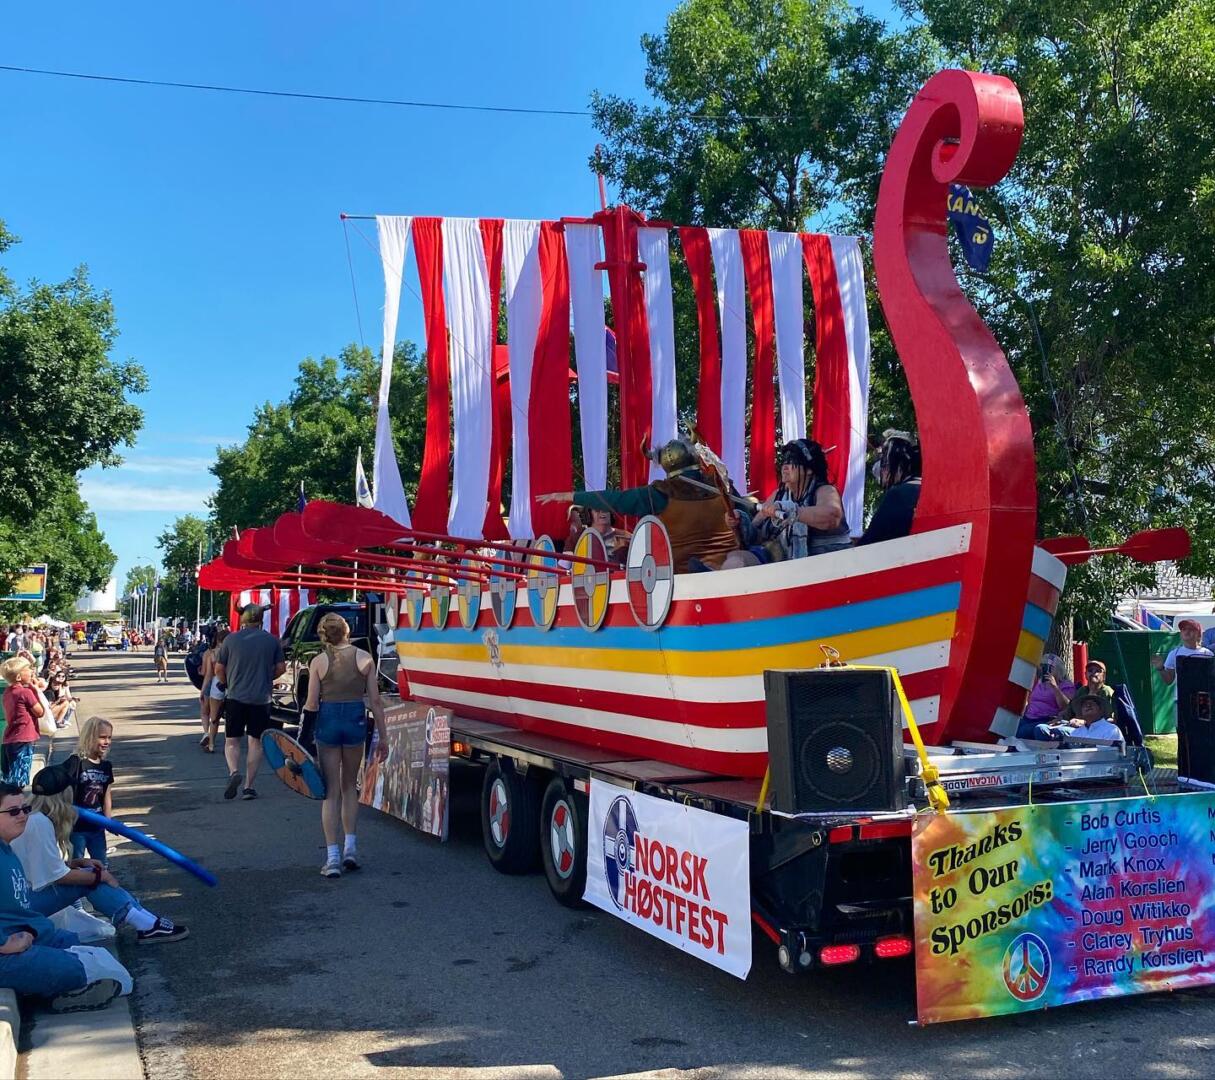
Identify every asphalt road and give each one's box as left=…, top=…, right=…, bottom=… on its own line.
left=65, top=649, right=1215, bottom=1079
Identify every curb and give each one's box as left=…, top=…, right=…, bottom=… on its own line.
left=0, top=989, right=16, bottom=1080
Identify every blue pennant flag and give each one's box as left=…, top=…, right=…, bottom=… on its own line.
left=297, top=480, right=307, bottom=514
left=947, top=184, right=994, bottom=272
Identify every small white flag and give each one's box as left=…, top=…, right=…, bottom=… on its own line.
left=355, top=447, right=374, bottom=509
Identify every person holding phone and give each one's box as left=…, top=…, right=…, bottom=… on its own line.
left=1016, top=653, right=1077, bottom=741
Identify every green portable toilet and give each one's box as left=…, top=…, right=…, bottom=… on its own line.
left=1091, top=629, right=1181, bottom=734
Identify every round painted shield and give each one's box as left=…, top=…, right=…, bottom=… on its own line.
left=429, top=579, right=451, bottom=629
left=489, top=554, right=518, bottom=629
left=526, top=535, right=560, bottom=631
left=404, top=570, right=425, bottom=630
left=625, top=515, right=674, bottom=630
left=457, top=558, right=482, bottom=630
left=571, top=528, right=611, bottom=632
left=261, top=729, right=327, bottom=800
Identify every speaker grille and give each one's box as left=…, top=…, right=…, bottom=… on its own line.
left=765, top=668, right=906, bottom=813
left=800, top=722, right=881, bottom=802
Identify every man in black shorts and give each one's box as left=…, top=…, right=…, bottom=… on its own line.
left=214, top=604, right=286, bottom=801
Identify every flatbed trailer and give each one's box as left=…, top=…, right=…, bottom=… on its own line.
left=442, top=710, right=1172, bottom=975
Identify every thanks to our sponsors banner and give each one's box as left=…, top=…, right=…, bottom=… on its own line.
left=913, top=793, right=1215, bottom=1024
left=360, top=701, right=450, bottom=840
left=2, top=565, right=47, bottom=603
left=584, top=779, right=751, bottom=979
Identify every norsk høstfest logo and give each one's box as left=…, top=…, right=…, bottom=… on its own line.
left=601, top=794, right=730, bottom=955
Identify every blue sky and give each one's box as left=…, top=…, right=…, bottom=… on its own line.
left=2, top=1, right=901, bottom=594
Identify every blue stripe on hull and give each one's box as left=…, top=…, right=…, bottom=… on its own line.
left=403, top=581, right=963, bottom=653
left=1022, top=602, right=1052, bottom=641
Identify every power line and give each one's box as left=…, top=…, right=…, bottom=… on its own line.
left=0, top=63, right=792, bottom=122
left=0, top=63, right=589, bottom=117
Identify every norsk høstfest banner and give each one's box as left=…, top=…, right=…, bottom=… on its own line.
left=585, top=779, right=751, bottom=979
left=913, top=793, right=1215, bottom=1023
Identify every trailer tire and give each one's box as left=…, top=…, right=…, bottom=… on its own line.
left=481, top=760, right=541, bottom=874
left=540, top=778, right=588, bottom=907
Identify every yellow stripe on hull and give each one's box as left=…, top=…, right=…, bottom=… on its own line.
left=1016, top=629, right=1047, bottom=666
left=398, top=611, right=957, bottom=680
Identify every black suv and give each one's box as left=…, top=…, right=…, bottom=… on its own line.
left=276, top=601, right=396, bottom=719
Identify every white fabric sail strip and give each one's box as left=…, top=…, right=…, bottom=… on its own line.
left=767, top=230, right=806, bottom=442
left=638, top=227, right=677, bottom=482
left=441, top=218, right=496, bottom=539
left=373, top=215, right=413, bottom=528
left=502, top=220, right=543, bottom=539
left=829, top=235, right=871, bottom=538
left=565, top=224, right=608, bottom=491
left=707, top=228, right=747, bottom=488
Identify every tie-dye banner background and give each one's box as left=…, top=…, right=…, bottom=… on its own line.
left=913, top=792, right=1215, bottom=1024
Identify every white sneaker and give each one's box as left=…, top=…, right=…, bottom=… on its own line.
left=320, top=858, right=341, bottom=879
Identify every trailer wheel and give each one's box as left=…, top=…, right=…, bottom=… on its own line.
left=540, top=777, right=588, bottom=907
left=481, top=760, right=541, bottom=874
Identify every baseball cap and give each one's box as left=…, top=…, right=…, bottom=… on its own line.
left=239, top=603, right=270, bottom=625
left=32, top=760, right=80, bottom=797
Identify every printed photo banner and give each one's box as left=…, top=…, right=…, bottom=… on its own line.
left=584, top=779, right=751, bottom=979
left=361, top=700, right=451, bottom=840
left=913, top=792, right=1215, bottom=1024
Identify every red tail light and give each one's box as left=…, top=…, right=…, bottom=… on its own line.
left=874, top=935, right=913, bottom=959
left=819, top=943, right=861, bottom=966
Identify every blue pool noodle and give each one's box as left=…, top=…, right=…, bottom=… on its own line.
left=75, top=807, right=218, bottom=887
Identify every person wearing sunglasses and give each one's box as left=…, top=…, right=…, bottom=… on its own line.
left=0, top=782, right=127, bottom=1012
left=15, top=766, right=188, bottom=943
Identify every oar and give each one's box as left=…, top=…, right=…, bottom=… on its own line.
left=1041, top=527, right=1191, bottom=566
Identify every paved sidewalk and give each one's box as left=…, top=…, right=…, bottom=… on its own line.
left=16, top=666, right=143, bottom=1080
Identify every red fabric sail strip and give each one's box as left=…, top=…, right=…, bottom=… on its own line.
left=740, top=229, right=777, bottom=497
left=680, top=226, right=722, bottom=453
left=530, top=222, right=573, bottom=540
left=492, top=343, right=512, bottom=534
left=412, top=217, right=452, bottom=532
left=479, top=219, right=508, bottom=540
left=802, top=234, right=852, bottom=494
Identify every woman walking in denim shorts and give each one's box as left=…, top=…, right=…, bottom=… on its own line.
left=302, top=614, right=387, bottom=879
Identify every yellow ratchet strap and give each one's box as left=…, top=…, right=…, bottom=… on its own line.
left=844, top=663, right=951, bottom=814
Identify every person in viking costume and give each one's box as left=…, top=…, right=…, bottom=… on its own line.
left=720, top=438, right=850, bottom=569
left=536, top=438, right=740, bottom=573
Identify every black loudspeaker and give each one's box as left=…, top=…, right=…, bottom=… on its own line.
left=764, top=667, right=907, bottom=813
left=1177, top=654, right=1215, bottom=785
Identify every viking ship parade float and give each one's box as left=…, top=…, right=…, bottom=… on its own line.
left=201, top=70, right=1215, bottom=1023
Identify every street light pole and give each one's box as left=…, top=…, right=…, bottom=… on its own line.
left=195, top=539, right=203, bottom=634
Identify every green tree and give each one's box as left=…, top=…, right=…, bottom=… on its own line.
left=0, top=219, right=143, bottom=603
left=210, top=343, right=427, bottom=533
left=0, top=475, right=115, bottom=619
left=594, top=0, right=1215, bottom=627
left=906, top=0, right=1215, bottom=627
left=0, top=222, right=146, bottom=519
left=591, top=0, right=937, bottom=442
left=155, top=514, right=213, bottom=619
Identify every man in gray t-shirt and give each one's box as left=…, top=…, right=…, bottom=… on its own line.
left=214, top=605, right=286, bottom=801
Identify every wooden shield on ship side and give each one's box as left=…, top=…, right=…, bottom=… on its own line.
left=457, top=558, right=481, bottom=630
left=625, top=516, right=674, bottom=631
left=489, top=554, right=518, bottom=629
left=404, top=570, right=425, bottom=630
left=526, top=535, right=559, bottom=631
left=429, top=580, right=451, bottom=630
left=571, top=529, right=610, bottom=632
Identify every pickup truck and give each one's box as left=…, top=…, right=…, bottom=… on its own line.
left=275, top=601, right=397, bottom=720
